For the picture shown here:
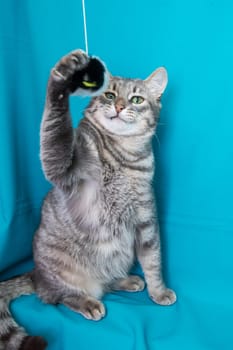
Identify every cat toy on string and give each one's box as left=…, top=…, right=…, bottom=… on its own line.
left=71, top=0, right=108, bottom=95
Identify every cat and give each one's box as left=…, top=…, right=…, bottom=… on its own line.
left=0, top=50, right=176, bottom=350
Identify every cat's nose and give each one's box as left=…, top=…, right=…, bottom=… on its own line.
left=115, top=98, right=126, bottom=113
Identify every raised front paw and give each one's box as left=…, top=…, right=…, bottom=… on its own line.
left=150, top=288, right=177, bottom=306
left=51, top=50, right=89, bottom=89
left=49, top=50, right=108, bottom=96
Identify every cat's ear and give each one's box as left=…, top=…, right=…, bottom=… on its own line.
left=144, top=67, right=168, bottom=99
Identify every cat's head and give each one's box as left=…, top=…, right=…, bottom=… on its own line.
left=86, top=67, right=168, bottom=137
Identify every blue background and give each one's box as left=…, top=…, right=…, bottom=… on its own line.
left=1, top=0, right=233, bottom=349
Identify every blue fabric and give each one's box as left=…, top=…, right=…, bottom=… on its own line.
left=1, top=0, right=233, bottom=349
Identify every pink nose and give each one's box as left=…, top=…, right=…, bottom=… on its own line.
left=115, top=97, right=126, bottom=113
left=115, top=97, right=125, bottom=113
left=115, top=102, right=125, bottom=113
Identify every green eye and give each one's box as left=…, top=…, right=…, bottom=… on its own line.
left=131, top=96, right=144, bottom=104
left=105, top=92, right=116, bottom=100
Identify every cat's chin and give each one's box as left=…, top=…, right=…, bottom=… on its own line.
left=106, top=122, right=140, bottom=137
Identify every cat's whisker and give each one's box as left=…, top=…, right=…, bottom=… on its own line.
left=154, top=133, right=161, bottom=148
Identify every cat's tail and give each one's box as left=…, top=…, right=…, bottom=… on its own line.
left=0, top=272, right=47, bottom=350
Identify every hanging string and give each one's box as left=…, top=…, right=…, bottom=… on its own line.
left=82, top=0, right=89, bottom=55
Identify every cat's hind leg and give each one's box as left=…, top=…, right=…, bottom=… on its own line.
left=34, top=266, right=106, bottom=321
left=62, top=294, right=106, bottom=321
left=111, top=275, right=145, bottom=292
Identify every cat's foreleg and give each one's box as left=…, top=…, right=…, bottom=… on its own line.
left=40, top=50, right=94, bottom=187
left=136, top=216, right=177, bottom=305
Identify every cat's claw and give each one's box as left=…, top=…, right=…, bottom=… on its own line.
left=70, top=55, right=80, bottom=63
left=52, top=68, right=66, bottom=81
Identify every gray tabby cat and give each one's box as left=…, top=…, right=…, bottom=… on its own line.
left=0, top=50, right=176, bottom=350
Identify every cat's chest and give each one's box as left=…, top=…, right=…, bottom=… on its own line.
left=101, top=165, right=135, bottom=210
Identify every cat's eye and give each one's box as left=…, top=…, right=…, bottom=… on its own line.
left=104, top=92, right=116, bottom=101
left=131, top=96, right=144, bottom=104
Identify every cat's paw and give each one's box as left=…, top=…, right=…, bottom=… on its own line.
left=52, top=50, right=89, bottom=82
left=125, top=275, right=145, bottom=292
left=49, top=50, right=108, bottom=96
left=79, top=298, right=106, bottom=321
left=112, top=275, right=145, bottom=292
left=150, top=288, right=177, bottom=306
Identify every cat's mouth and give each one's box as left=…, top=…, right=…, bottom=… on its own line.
left=108, top=115, right=130, bottom=124
left=109, top=113, right=124, bottom=121
left=106, top=110, right=132, bottom=124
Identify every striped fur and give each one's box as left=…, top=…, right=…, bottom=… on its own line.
left=0, top=273, right=47, bottom=349
left=0, top=50, right=176, bottom=349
